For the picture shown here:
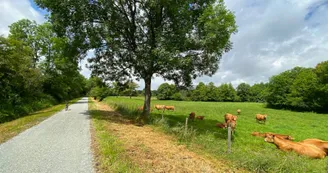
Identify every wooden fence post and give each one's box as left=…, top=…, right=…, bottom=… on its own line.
left=185, top=117, right=188, bottom=135
left=227, top=123, right=231, bottom=153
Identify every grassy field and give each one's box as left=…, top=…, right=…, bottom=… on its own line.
left=102, top=96, right=328, bottom=173
left=0, top=98, right=81, bottom=144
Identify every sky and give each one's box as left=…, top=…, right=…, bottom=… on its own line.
left=1, top=0, right=328, bottom=90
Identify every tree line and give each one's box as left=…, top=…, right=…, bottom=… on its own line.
left=156, top=81, right=267, bottom=102
left=155, top=60, right=328, bottom=112
left=0, top=19, right=87, bottom=123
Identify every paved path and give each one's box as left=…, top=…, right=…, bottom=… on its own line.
left=0, top=97, right=94, bottom=173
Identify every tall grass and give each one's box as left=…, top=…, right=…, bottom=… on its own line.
left=102, top=96, right=328, bottom=173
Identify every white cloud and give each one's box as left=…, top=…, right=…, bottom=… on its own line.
left=194, top=0, right=328, bottom=88
left=0, top=0, right=45, bottom=36
left=8, top=0, right=325, bottom=89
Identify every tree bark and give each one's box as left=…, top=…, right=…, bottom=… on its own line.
left=142, top=77, right=152, bottom=122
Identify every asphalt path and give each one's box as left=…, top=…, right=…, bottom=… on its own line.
left=0, top=97, right=94, bottom=173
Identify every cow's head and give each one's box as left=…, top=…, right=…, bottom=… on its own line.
left=264, top=134, right=275, bottom=143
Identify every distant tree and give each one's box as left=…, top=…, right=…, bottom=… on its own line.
left=266, top=67, right=305, bottom=108
left=287, top=68, right=319, bottom=110
left=191, top=82, right=208, bottom=101
left=35, top=0, right=237, bottom=121
left=236, top=83, right=251, bottom=102
left=121, top=80, right=139, bottom=98
left=249, top=83, right=268, bottom=102
left=217, top=83, right=237, bottom=102
left=172, top=92, right=183, bottom=101
left=157, top=83, right=176, bottom=100
left=206, top=82, right=219, bottom=101
left=314, top=61, right=328, bottom=111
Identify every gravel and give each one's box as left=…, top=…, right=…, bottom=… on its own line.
left=0, top=97, right=94, bottom=173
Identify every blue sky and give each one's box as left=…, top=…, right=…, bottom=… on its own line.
left=1, top=0, right=328, bottom=90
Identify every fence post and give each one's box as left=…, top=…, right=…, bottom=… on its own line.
left=185, top=117, right=188, bottom=135
left=227, top=123, right=231, bottom=153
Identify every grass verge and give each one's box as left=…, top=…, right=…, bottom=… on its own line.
left=0, top=97, right=81, bottom=144
left=89, top=98, right=141, bottom=173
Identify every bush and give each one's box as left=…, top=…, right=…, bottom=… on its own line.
left=172, top=92, right=183, bottom=101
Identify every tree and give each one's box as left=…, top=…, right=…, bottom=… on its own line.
left=236, top=83, right=251, bottom=102
left=35, top=0, right=237, bottom=120
left=191, top=82, right=208, bottom=101
left=314, top=61, right=328, bottom=111
left=249, top=83, right=268, bottom=102
left=206, top=82, right=219, bottom=101
left=157, top=83, right=176, bottom=100
left=287, top=68, right=319, bottom=110
left=8, top=19, right=39, bottom=67
left=121, top=80, right=139, bottom=98
left=217, top=83, right=237, bottom=102
left=266, top=67, right=305, bottom=108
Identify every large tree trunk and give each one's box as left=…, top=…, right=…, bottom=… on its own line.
left=142, top=77, right=152, bottom=122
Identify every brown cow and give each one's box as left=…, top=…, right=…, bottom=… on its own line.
left=256, top=114, right=267, bottom=124
left=216, top=122, right=227, bottom=129
left=264, top=134, right=326, bottom=159
left=154, top=105, right=165, bottom=111
left=196, top=116, right=205, bottom=120
left=224, top=113, right=238, bottom=124
left=237, top=109, right=241, bottom=115
left=164, top=105, right=175, bottom=111
left=300, top=138, right=328, bottom=155
left=137, top=106, right=153, bottom=112
left=189, top=112, right=195, bottom=121
left=252, top=132, right=294, bottom=140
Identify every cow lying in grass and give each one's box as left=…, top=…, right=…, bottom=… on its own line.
left=256, top=114, right=267, bottom=124
left=216, top=122, right=227, bottom=129
left=252, top=132, right=294, bottom=140
left=196, top=116, right=205, bottom=120
left=300, top=139, right=328, bottom=155
left=264, top=134, right=326, bottom=159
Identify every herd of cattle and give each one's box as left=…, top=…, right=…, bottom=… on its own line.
left=138, top=105, right=328, bottom=159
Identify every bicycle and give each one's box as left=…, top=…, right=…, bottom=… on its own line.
left=65, top=101, right=69, bottom=111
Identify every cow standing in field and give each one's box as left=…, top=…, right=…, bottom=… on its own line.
left=154, top=105, right=166, bottom=111
left=237, top=109, right=241, bottom=115
left=256, top=114, right=267, bottom=124
left=189, top=112, right=195, bottom=121
left=224, top=113, right=238, bottom=133
left=164, top=105, right=175, bottom=111
left=224, top=113, right=238, bottom=124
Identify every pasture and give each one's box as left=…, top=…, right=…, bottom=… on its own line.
left=102, top=96, right=328, bottom=172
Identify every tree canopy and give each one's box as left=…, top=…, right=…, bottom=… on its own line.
left=35, top=0, right=238, bottom=120
left=0, top=19, right=87, bottom=122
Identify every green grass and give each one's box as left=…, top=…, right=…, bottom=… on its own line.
left=102, top=96, right=328, bottom=173
left=0, top=97, right=81, bottom=144
left=89, top=98, right=141, bottom=173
